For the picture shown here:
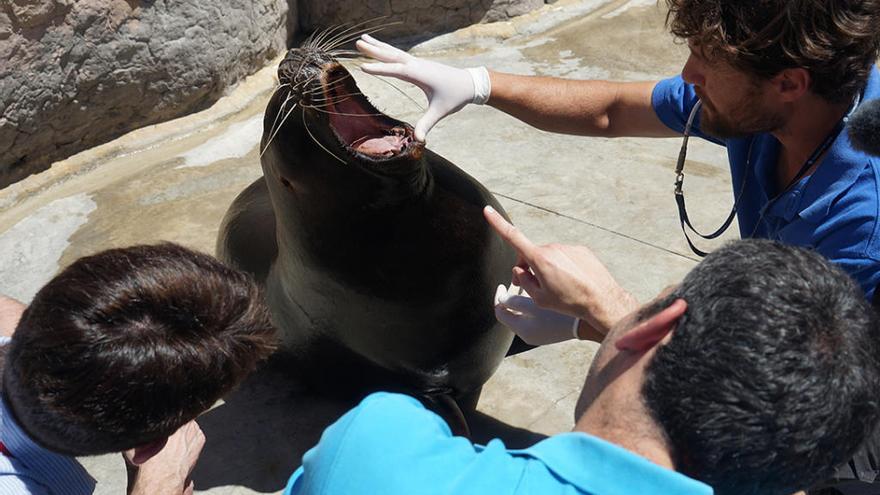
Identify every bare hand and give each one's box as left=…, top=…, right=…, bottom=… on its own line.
left=484, top=206, right=638, bottom=334
left=126, top=421, right=205, bottom=495
left=0, top=295, right=25, bottom=338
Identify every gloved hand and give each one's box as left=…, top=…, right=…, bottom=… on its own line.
left=494, top=284, right=580, bottom=346
left=355, top=34, right=491, bottom=142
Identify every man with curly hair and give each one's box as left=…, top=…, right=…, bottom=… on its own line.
left=357, top=0, right=880, bottom=296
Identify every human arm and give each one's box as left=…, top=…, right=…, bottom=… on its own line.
left=487, top=72, right=677, bottom=138
left=0, top=295, right=25, bottom=338
left=125, top=421, right=205, bottom=495
left=355, top=35, right=677, bottom=140
left=484, top=206, right=639, bottom=339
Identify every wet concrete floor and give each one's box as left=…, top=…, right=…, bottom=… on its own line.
left=0, top=0, right=733, bottom=493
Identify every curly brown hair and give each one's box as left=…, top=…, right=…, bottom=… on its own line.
left=665, top=0, right=880, bottom=103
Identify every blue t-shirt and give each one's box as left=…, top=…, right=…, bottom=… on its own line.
left=284, top=392, right=711, bottom=495
left=652, top=67, right=880, bottom=299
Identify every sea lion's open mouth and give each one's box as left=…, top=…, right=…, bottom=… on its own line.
left=322, top=66, right=415, bottom=159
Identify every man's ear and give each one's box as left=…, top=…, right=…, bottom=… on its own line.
left=126, top=437, right=168, bottom=466
left=615, top=299, right=687, bottom=352
left=772, top=68, right=811, bottom=102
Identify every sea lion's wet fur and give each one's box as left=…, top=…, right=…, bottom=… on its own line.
left=218, top=36, right=516, bottom=431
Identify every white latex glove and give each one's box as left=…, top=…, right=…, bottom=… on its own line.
left=494, top=284, right=580, bottom=346
left=355, top=34, right=491, bottom=142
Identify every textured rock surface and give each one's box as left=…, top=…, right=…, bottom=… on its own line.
left=0, top=0, right=290, bottom=187
left=299, top=0, right=550, bottom=41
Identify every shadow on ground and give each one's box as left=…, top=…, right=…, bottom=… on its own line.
left=192, top=356, right=547, bottom=493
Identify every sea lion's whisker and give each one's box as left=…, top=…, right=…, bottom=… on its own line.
left=261, top=99, right=299, bottom=158
left=300, top=95, right=360, bottom=110
left=310, top=23, right=351, bottom=51
left=304, top=106, right=387, bottom=118
left=265, top=92, right=296, bottom=150
left=302, top=29, right=320, bottom=50
left=264, top=94, right=287, bottom=143
left=306, top=90, right=367, bottom=104
left=313, top=19, right=374, bottom=52
left=319, top=17, right=392, bottom=52
left=301, top=96, right=364, bottom=110
left=357, top=70, right=426, bottom=112
left=323, top=20, right=402, bottom=53
left=324, top=25, right=396, bottom=53
left=302, top=111, right=348, bottom=165
left=326, top=50, right=362, bottom=58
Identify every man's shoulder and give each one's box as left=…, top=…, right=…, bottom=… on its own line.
left=288, top=392, right=528, bottom=494
left=303, top=392, right=459, bottom=465
left=335, top=392, right=445, bottom=437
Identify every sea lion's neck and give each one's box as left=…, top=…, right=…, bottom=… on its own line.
left=363, top=157, right=433, bottom=209
left=268, top=155, right=434, bottom=248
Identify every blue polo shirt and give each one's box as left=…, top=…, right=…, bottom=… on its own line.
left=284, top=392, right=711, bottom=495
left=652, top=67, right=880, bottom=299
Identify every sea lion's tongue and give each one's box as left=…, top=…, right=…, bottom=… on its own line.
left=354, top=133, right=410, bottom=157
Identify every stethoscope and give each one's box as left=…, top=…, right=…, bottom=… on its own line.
left=673, top=93, right=861, bottom=257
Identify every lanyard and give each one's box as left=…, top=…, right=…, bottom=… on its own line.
left=673, top=101, right=743, bottom=257
left=674, top=95, right=859, bottom=257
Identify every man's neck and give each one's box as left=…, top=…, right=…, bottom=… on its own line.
left=573, top=395, right=676, bottom=471
left=772, top=95, right=853, bottom=188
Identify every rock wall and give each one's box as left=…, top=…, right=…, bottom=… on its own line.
left=0, top=0, right=552, bottom=188
left=298, top=0, right=550, bottom=39
left=0, top=0, right=290, bottom=187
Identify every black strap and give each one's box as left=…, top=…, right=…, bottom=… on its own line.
left=675, top=192, right=738, bottom=257
left=675, top=100, right=851, bottom=257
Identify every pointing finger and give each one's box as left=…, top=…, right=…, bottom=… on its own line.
left=483, top=206, right=538, bottom=264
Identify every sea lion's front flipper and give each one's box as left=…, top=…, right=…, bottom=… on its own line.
left=216, top=177, right=277, bottom=283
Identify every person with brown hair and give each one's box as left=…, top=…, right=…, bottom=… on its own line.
left=0, top=243, right=277, bottom=494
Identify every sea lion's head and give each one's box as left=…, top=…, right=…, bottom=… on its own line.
left=261, top=40, right=425, bottom=189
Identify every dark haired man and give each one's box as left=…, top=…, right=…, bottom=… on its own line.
left=285, top=215, right=880, bottom=495
left=0, top=243, right=276, bottom=494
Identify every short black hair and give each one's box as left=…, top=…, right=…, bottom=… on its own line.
left=642, top=239, right=880, bottom=495
left=2, top=243, right=277, bottom=456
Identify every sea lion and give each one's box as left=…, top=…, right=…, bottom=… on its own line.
left=217, top=33, right=516, bottom=432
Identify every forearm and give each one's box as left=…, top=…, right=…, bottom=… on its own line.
left=576, top=288, right=640, bottom=342
left=487, top=71, right=675, bottom=138
left=128, top=470, right=189, bottom=495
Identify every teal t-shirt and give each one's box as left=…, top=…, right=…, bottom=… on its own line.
left=284, top=392, right=712, bottom=495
